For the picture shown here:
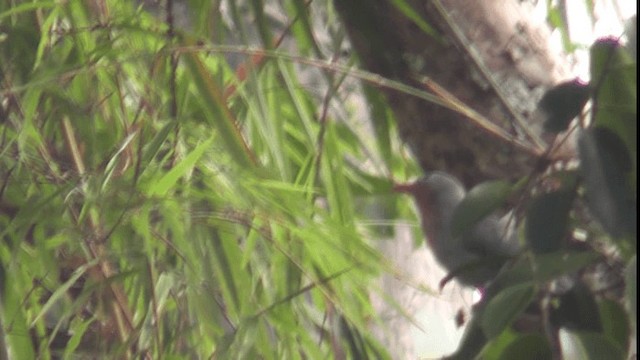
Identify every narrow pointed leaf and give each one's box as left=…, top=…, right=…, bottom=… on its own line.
left=181, top=47, right=257, bottom=169
left=481, top=283, right=535, bottom=339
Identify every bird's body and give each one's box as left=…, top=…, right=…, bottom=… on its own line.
left=395, top=172, right=521, bottom=287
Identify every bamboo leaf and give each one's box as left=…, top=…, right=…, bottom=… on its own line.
left=181, top=46, right=258, bottom=169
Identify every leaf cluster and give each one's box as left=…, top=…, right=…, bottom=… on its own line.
left=0, top=1, right=410, bottom=358
left=447, top=36, right=636, bottom=360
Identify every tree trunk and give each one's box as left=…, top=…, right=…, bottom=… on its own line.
left=335, top=0, right=571, bottom=187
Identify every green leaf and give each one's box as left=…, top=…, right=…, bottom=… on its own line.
left=346, top=166, right=395, bottom=196
left=490, top=251, right=600, bottom=292
left=62, top=317, right=95, bottom=358
left=147, top=137, right=214, bottom=197
left=209, top=227, right=249, bottom=316
left=363, top=85, right=394, bottom=169
left=451, top=180, right=513, bottom=239
left=497, top=334, right=553, bottom=360
left=389, top=0, right=438, bottom=38
left=546, top=6, right=578, bottom=53
left=0, top=261, right=36, bottom=359
left=624, top=16, right=636, bottom=60
left=286, top=0, right=322, bottom=57
left=140, top=121, right=177, bottom=174
left=530, top=251, right=600, bottom=283
left=447, top=316, right=491, bottom=360
left=550, top=282, right=602, bottom=332
left=525, top=187, right=576, bottom=253
left=578, top=128, right=636, bottom=244
left=589, top=38, right=637, bottom=186
left=481, top=283, right=535, bottom=339
left=139, top=272, right=178, bottom=351
left=181, top=44, right=257, bottom=169
left=249, top=0, right=273, bottom=48
left=539, top=79, right=590, bottom=133
left=591, top=39, right=636, bottom=103
left=598, top=299, right=630, bottom=352
left=322, top=122, right=355, bottom=226
left=559, top=330, right=625, bottom=360
left=625, top=256, right=636, bottom=332
left=31, top=258, right=100, bottom=327
left=0, top=1, right=56, bottom=20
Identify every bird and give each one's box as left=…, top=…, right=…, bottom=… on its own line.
left=394, top=171, right=521, bottom=288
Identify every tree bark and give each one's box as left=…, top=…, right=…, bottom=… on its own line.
left=335, top=0, right=571, bottom=187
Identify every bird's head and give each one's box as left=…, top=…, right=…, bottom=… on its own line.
left=394, top=172, right=465, bottom=247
